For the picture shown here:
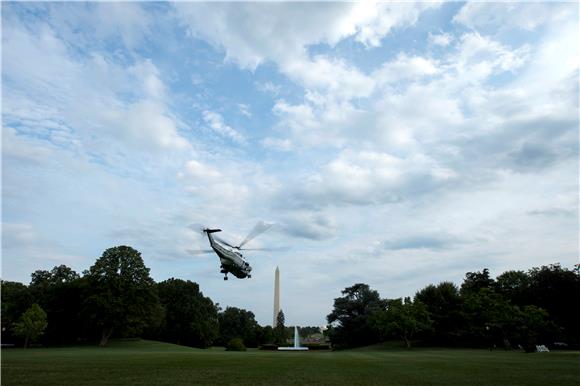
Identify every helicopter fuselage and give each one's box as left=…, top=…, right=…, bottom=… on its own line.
left=206, top=230, right=252, bottom=279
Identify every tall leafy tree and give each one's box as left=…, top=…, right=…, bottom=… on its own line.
left=273, top=310, right=286, bottom=345
left=495, top=270, right=531, bottom=306
left=327, top=283, right=386, bottom=348
left=13, top=303, right=48, bottom=348
left=527, top=264, right=580, bottom=343
left=84, top=246, right=162, bottom=346
left=370, top=297, right=432, bottom=348
left=460, top=287, right=520, bottom=348
left=156, top=278, right=219, bottom=348
left=1, top=281, right=33, bottom=344
left=460, top=268, right=495, bottom=296
left=415, top=282, right=463, bottom=345
left=257, top=325, right=274, bottom=345
left=516, top=305, right=552, bottom=352
left=218, top=307, right=261, bottom=347
left=29, top=265, right=84, bottom=345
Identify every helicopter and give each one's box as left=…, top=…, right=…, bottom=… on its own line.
left=188, top=222, right=273, bottom=280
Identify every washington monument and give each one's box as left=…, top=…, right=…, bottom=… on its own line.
left=273, top=266, right=280, bottom=327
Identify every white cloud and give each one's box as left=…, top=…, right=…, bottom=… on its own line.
left=256, top=81, right=281, bottom=95
left=238, top=103, right=252, bottom=118
left=103, top=101, right=190, bottom=151
left=374, top=53, right=440, bottom=85
left=453, top=32, right=531, bottom=84
left=182, top=159, right=222, bottom=180
left=2, top=15, right=191, bottom=155
left=202, top=110, right=246, bottom=144
left=129, top=60, right=167, bottom=101
left=175, top=2, right=436, bottom=69
left=2, top=223, right=84, bottom=280
left=428, top=32, right=453, bottom=46
left=454, top=2, right=574, bottom=32
left=93, top=2, right=151, bottom=49
left=353, top=2, right=439, bottom=47
left=174, top=2, right=436, bottom=99
left=281, top=150, right=457, bottom=209
left=282, top=55, right=375, bottom=99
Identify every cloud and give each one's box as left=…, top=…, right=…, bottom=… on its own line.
left=238, top=103, right=252, bottom=118
left=2, top=8, right=190, bottom=157
left=454, top=2, right=574, bottom=32
left=256, top=81, right=281, bottom=95
left=174, top=2, right=436, bottom=100
left=527, top=208, right=576, bottom=219
left=374, top=53, right=439, bottom=84
left=103, top=101, right=191, bottom=151
left=279, top=211, right=338, bottom=241
left=453, top=32, right=531, bottom=83
left=278, top=150, right=457, bottom=209
left=2, top=223, right=84, bottom=280
left=383, top=233, right=466, bottom=251
left=202, top=110, right=246, bottom=144
left=428, top=32, right=453, bottom=47
left=175, top=2, right=436, bottom=68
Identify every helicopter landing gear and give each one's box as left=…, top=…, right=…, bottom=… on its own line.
left=223, top=274, right=228, bottom=280
left=247, top=275, right=251, bottom=278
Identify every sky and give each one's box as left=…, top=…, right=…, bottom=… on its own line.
left=2, top=2, right=578, bottom=327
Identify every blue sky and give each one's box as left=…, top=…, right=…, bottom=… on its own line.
left=2, top=2, right=578, bottom=326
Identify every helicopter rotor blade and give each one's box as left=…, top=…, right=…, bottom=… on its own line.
left=239, top=246, right=290, bottom=252
left=186, top=249, right=214, bottom=255
left=238, top=221, right=273, bottom=249
left=214, top=235, right=237, bottom=249
left=188, top=223, right=207, bottom=236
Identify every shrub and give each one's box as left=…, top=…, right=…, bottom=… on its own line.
left=225, top=338, right=246, bottom=351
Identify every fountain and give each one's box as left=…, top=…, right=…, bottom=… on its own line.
left=278, top=326, right=309, bottom=351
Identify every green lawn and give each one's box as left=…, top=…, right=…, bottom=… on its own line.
left=2, top=340, right=579, bottom=385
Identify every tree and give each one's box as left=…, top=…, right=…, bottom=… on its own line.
left=327, top=283, right=386, bottom=348
left=29, top=265, right=85, bottom=345
left=13, top=304, right=48, bottom=348
left=495, top=270, right=531, bottom=306
left=460, top=268, right=495, bottom=296
left=516, top=305, right=552, bottom=353
left=218, top=307, right=261, bottom=347
left=460, top=287, right=520, bottom=348
left=84, top=246, right=162, bottom=346
left=370, top=297, right=432, bottom=348
left=256, top=325, right=274, bottom=345
left=273, top=310, right=286, bottom=346
left=156, top=278, right=219, bottom=348
left=415, top=282, right=463, bottom=345
left=527, top=264, right=580, bottom=344
left=1, top=281, right=33, bottom=344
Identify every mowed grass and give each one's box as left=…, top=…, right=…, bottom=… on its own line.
left=2, top=340, right=579, bottom=386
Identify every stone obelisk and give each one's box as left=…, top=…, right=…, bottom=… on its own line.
left=273, top=266, right=280, bottom=327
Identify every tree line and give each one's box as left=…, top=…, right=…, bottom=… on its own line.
left=3, top=245, right=578, bottom=351
left=327, top=264, right=580, bottom=351
left=1, top=246, right=291, bottom=348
